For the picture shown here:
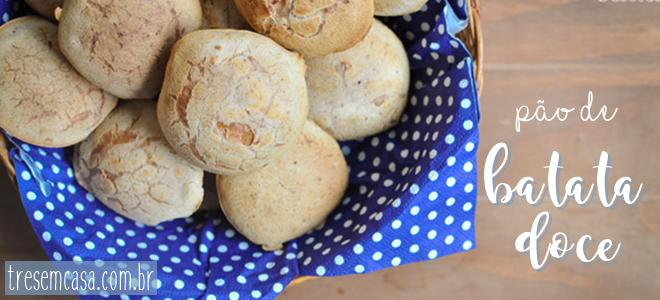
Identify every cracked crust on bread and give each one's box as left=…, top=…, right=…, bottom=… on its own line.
left=305, top=19, right=409, bottom=141
left=57, top=0, right=203, bottom=100
left=217, top=119, right=348, bottom=250
left=0, top=16, right=118, bottom=147
left=74, top=100, right=204, bottom=226
left=374, top=0, right=428, bottom=16
left=234, top=0, right=374, bottom=57
left=157, top=29, right=309, bottom=175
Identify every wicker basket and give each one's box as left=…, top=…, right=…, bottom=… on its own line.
left=0, top=0, right=483, bottom=289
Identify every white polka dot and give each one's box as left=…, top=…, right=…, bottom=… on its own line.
left=447, top=197, right=456, bottom=206
left=63, top=237, right=73, bottom=246
left=21, top=170, right=31, bottom=181
left=85, top=241, right=95, bottom=250
left=207, top=295, right=217, bottom=300
left=463, top=120, right=474, bottom=130
left=428, top=230, right=438, bottom=240
left=173, top=280, right=185, bottom=289
left=429, top=192, right=438, bottom=201
left=316, top=266, right=326, bottom=276
left=237, top=275, right=247, bottom=284
left=459, top=79, right=469, bottom=89
left=463, top=162, right=474, bottom=172
left=33, top=210, right=44, bottom=221
left=460, top=98, right=472, bottom=109
left=225, top=229, right=235, bottom=238
left=229, top=292, right=239, bottom=300
left=465, top=183, right=474, bottom=193
left=391, top=239, right=402, bottom=248
left=128, top=252, right=137, bottom=259
left=466, top=142, right=475, bottom=152
left=410, top=184, right=419, bottom=194
left=116, top=239, right=126, bottom=247
left=273, top=283, right=284, bottom=293
left=438, top=24, right=445, bottom=34
left=462, top=221, right=472, bottom=231
left=410, top=206, right=420, bottom=216
left=53, top=252, right=62, bottom=261
left=26, top=191, right=37, bottom=201
left=258, top=274, right=268, bottom=282
left=391, top=257, right=401, bottom=266
left=446, top=177, right=456, bottom=187
left=428, top=170, right=439, bottom=181
left=42, top=231, right=52, bottom=242
left=463, top=241, right=473, bottom=250
left=445, top=216, right=455, bottom=225
left=355, top=265, right=365, bottom=273
left=445, top=134, right=455, bottom=145
left=428, top=211, right=438, bottom=220
left=429, top=250, right=438, bottom=259
left=353, top=244, right=363, bottom=254
left=392, top=220, right=402, bottom=229
left=75, top=203, right=84, bottom=211
left=107, top=247, right=116, bottom=255
left=57, top=193, right=65, bottom=202
left=463, top=202, right=473, bottom=211
left=251, top=291, right=262, bottom=299
left=67, top=168, right=73, bottom=178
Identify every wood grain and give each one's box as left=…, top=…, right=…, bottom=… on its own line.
left=2, top=0, right=660, bottom=299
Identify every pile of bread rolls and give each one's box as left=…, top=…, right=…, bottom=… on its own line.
left=0, top=0, right=426, bottom=250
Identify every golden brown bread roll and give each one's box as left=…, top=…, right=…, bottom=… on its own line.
left=217, top=120, right=348, bottom=250
left=24, top=0, right=64, bottom=21
left=306, top=19, right=409, bottom=141
left=233, top=0, right=374, bottom=57
left=201, top=0, right=252, bottom=30
left=157, top=29, right=309, bottom=175
left=0, top=16, right=118, bottom=148
left=74, top=101, right=204, bottom=226
left=57, top=0, right=203, bottom=100
left=374, top=0, right=429, bottom=16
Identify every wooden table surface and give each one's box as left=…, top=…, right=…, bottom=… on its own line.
left=2, top=0, right=660, bottom=299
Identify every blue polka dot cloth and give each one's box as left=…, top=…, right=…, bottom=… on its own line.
left=1, top=0, right=480, bottom=299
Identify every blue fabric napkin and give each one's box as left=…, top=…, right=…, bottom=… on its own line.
left=1, top=0, right=480, bottom=299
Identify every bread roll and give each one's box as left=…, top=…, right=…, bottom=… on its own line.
left=217, top=120, right=348, bottom=250
left=57, top=0, right=203, bottom=100
left=157, top=29, right=309, bottom=175
left=0, top=16, right=117, bottom=148
left=74, top=101, right=204, bottom=226
left=306, top=19, right=409, bottom=141
left=234, top=0, right=374, bottom=57
left=374, top=0, right=428, bottom=16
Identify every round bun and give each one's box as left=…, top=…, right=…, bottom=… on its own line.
left=234, top=0, right=374, bottom=57
left=306, top=19, right=409, bottom=141
left=0, top=16, right=118, bottom=148
left=201, top=0, right=252, bottom=30
left=24, top=0, right=64, bottom=21
left=217, top=120, right=348, bottom=250
left=157, top=29, right=309, bottom=175
left=374, top=0, right=428, bottom=16
left=57, top=0, right=203, bottom=100
left=74, top=101, right=204, bottom=226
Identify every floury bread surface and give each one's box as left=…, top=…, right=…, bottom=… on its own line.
left=57, top=0, right=203, bottom=99
left=306, top=19, right=409, bottom=141
left=74, top=101, right=204, bottom=226
left=374, top=0, right=429, bottom=16
left=234, top=0, right=374, bottom=57
left=217, top=120, right=348, bottom=250
left=0, top=16, right=118, bottom=147
left=157, top=30, right=309, bottom=175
